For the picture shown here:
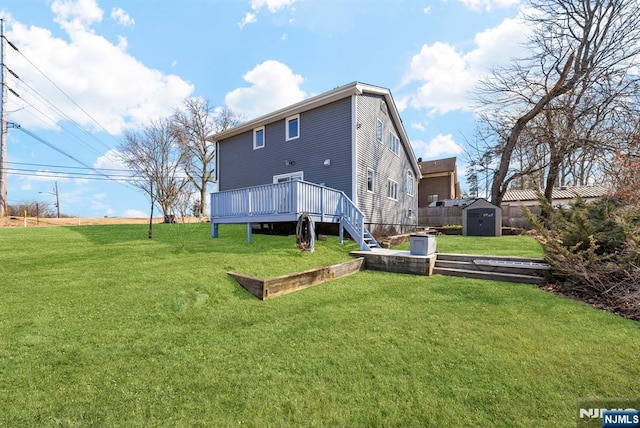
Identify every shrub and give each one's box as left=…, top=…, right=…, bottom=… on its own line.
left=526, top=196, right=640, bottom=321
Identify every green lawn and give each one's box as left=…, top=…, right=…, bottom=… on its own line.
left=394, top=234, right=545, bottom=258
left=1, top=224, right=638, bottom=427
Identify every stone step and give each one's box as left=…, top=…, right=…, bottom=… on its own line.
left=435, top=259, right=550, bottom=277
left=436, top=253, right=547, bottom=264
left=433, top=267, right=545, bottom=285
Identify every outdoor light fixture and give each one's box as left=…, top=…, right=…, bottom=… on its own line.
left=284, top=160, right=295, bottom=166
left=323, top=159, right=331, bottom=167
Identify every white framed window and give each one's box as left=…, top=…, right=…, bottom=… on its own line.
left=253, top=126, right=265, bottom=150
left=286, top=114, right=300, bottom=141
left=427, top=194, right=439, bottom=203
left=388, top=132, right=399, bottom=155
left=387, top=179, right=398, bottom=200
left=367, top=168, right=375, bottom=193
left=376, top=118, right=383, bottom=143
left=407, top=170, right=415, bottom=197
left=273, top=171, right=303, bottom=183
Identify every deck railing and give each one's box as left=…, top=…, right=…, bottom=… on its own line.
left=210, top=180, right=373, bottom=250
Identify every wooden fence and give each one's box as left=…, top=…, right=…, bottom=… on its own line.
left=419, top=205, right=542, bottom=229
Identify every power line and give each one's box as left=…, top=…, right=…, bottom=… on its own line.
left=5, top=169, right=145, bottom=182
left=12, top=41, right=124, bottom=148
left=10, top=76, right=111, bottom=156
left=7, top=160, right=132, bottom=172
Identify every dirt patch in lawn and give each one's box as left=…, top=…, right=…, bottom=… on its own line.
left=540, top=283, right=639, bottom=322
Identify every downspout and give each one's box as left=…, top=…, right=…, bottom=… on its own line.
left=351, top=94, right=358, bottom=205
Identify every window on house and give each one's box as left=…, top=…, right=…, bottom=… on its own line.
left=427, top=194, right=439, bottom=204
left=367, top=168, right=375, bottom=193
left=286, top=115, right=299, bottom=141
left=253, top=127, right=265, bottom=149
left=376, top=119, right=383, bottom=143
left=387, top=179, right=398, bottom=200
left=273, top=171, right=304, bottom=183
left=407, top=170, right=415, bottom=196
left=388, top=132, right=400, bottom=155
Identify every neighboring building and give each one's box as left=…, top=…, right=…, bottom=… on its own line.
left=501, top=185, right=610, bottom=229
left=502, top=185, right=609, bottom=208
left=208, top=81, right=421, bottom=239
left=417, top=157, right=460, bottom=208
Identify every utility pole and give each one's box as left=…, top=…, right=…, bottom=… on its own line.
left=0, top=19, right=8, bottom=217
left=54, top=181, right=60, bottom=219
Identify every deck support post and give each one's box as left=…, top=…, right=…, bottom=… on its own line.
left=338, top=219, right=344, bottom=245
left=247, top=223, right=252, bottom=243
left=212, top=223, right=218, bottom=238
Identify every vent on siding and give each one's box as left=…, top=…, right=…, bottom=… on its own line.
left=380, top=100, right=387, bottom=114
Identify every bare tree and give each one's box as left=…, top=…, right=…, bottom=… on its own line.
left=171, top=99, right=241, bottom=218
left=475, top=0, right=640, bottom=205
left=118, top=118, right=190, bottom=218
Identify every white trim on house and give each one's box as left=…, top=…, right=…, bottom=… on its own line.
left=388, top=131, right=400, bottom=156
left=376, top=118, right=383, bottom=143
left=387, top=179, right=398, bottom=201
left=406, top=169, right=415, bottom=197
left=285, top=114, right=300, bottom=141
left=367, top=168, right=375, bottom=193
left=273, top=171, right=304, bottom=183
left=253, top=126, right=265, bottom=150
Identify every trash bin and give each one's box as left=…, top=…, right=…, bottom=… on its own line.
left=409, top=234, right=436, bottom=256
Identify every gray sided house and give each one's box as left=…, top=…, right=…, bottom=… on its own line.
left=208, top=82, right=420, bottom=248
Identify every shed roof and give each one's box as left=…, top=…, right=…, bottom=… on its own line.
left=206, top=81, right=420, bottom=176
left=502, top=185, right=609, bottom=202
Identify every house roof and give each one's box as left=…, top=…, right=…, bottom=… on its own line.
left=207, top=81, right=420, bottom=176
left=418, top=157, right=456, bottom=176
left=502, top=185, right=610, bottom=202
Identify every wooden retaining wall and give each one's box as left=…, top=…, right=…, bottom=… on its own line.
left=227, top=257, right=365, bottom=300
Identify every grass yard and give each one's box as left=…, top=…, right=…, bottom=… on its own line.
left=1, top=224, right=638, bottom=427
left=393, top=234, right=545, bottom=258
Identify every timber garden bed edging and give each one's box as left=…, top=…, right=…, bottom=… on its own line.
left=227, top=257, right=365, bottom=299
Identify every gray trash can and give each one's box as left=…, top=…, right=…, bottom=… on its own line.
left=409, top=234, right=436, bottom=256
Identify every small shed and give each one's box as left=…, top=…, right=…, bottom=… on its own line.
left=462, top=199, right=501, bottom=237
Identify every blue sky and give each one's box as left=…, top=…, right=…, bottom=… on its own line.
left=1, top=0, right=526, bottom=218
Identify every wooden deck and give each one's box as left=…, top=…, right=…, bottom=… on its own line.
left=210, top=181, right=379, bottom=251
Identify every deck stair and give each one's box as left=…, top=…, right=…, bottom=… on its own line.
left=433, top=253, right=550, bottom=284
left=363, top=230, right=381, bottom=249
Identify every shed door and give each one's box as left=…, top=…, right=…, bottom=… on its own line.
left=467, top=208, right=495, bottom=236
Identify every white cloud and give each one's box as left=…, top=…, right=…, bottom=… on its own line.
left=94, top=149, right=132, bottom=183
left=124, top=208, right=147, bottom=218
left=225, top=60, right=306, bottom=120
left=251, top=0, right=297, bottom=13
left=238, top=12, right=257, bottom=29
left=111, top=7, right=135, bottom=27
left=238, top=0, right=297, bottom=28
left=460, top=0, right=520, bottom=12
left=401, top=11, right=528, bottom=115
left=6, top=2, right=194, bottom=135
left=411, top=134, right=464, bottom=159
left=411, top=122, right=426, bottom=132
left=52, top=0, right=103, bottom=33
